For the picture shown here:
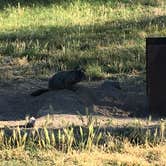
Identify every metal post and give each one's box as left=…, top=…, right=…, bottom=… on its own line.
left=146, top=37, right=166, bottom=116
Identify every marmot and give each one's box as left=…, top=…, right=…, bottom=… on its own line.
left=31, top=68, right=85, bottom=96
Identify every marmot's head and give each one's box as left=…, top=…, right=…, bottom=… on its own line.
left=76, top=68, right=86, bottom=81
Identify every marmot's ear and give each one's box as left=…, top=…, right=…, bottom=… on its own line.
left=74, top=65, right=85, bottom=71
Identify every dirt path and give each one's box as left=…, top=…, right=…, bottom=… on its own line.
left=0, top=77, right=148, bottom=127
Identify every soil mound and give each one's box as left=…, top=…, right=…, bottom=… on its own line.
left=0, top=78, right=148, bottom=121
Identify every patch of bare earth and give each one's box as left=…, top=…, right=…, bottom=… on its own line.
left=0, top=78, right=150, bottom=128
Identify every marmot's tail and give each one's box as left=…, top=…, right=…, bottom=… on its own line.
left=31, top=88, right=49, bottom=96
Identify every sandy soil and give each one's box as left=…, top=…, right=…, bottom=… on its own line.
left=0, top=77, right=149, bottom=128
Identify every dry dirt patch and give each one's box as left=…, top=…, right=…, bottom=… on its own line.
left=0, top=78, right=148, bottom=128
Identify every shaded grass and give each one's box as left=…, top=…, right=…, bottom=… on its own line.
left=0, top=0, right=164, bottom=9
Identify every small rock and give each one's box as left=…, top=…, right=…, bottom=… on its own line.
left=26, top=117, right=36, bottom=128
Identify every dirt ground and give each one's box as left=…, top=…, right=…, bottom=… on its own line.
left=0, top=77, right=149, bottom=128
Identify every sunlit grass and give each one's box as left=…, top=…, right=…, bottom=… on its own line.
left=0, top=0, right=166, bottom=78
left=0, top=2, right=154, bottom=30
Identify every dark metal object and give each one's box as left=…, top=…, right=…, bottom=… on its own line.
left=146, top=37, right=166, bottom=116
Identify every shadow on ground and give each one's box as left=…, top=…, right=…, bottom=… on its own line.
left=0, top=76, right=148, bottom=121
left=0, top=0, right=161, bottom=10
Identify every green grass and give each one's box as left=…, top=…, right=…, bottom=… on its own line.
left=0, top=0, right=166, bottom=79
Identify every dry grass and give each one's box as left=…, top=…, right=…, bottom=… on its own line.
left=0, top=143, right=165, bottom=165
